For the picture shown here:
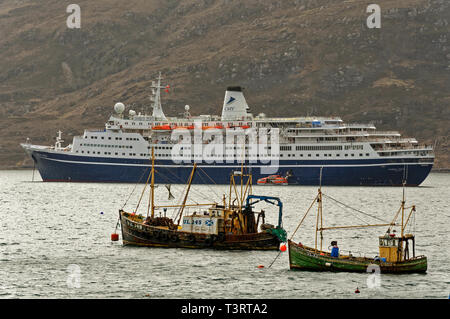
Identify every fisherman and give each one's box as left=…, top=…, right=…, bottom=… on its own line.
left=330, top=240, right=339, bottom=258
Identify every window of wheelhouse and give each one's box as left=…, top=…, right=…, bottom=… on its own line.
left=379, top=238, right=398, bottom=247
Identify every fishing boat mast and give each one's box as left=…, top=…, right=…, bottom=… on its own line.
left=176, top=163, right=197, bottom=226
left=315, top=167, right=324, bottom=252
left=401, top=180, right=406, bottom=238
left=150, top=147, right=155, bottom=218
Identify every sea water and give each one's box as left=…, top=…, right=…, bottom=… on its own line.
left=0, top=170, right=448, bottom=299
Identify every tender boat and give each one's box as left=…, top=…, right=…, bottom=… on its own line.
left=257, top=175, right=289, bottom=186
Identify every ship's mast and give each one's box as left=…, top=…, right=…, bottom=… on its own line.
left=150, top=72, right=168, bottom=120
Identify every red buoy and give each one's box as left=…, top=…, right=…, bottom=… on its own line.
left=355, top=287, right=360, bottom=294
left=280, top=244, right=287, bottom=252
left=111, top=233, right=119, bottom=241
left=257, top=265, right=265, bottom=269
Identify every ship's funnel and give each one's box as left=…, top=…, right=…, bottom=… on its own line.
left=221, top=86, right=250, bottom=121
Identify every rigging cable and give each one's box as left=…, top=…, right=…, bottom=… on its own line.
left=322, top=193, right=389, bottom=224
left=114, top=167, right=150, bottom=234
left=121, top=167, right=150, bottom=210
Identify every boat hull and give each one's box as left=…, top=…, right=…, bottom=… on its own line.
left=120, top=212, right=281, bottom=250
left=288, top=240, right=427, bottom=274
left=26, top=148, right=433, bottom=186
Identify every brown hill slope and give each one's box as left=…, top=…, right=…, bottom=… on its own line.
left=0, top=0, right=449, bottom=169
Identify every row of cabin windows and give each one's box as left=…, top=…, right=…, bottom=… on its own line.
left=84, top=136, right=139, bottom=141
left=296, top=145, right=343, bottom=151
left=149, top=146, right=172, bottom=150
left=281, top=153, right=370, bottom=158
left=120, top=122, right=144, bottom=126
left=80, top=143, right=133, bottom=149
left=344, top=145, right=364, bottom=150
left=74, top=151, right=371, bottom=158
left=77, top=150, right=136, bottom=156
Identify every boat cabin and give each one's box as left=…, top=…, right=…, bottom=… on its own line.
left=180, top=204, right=264, bottom=236
left=379, top=233, right=416, bottom=262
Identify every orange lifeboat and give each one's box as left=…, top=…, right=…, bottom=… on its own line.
left=152, top=124, right=172, bottom=130
left=257, top=175, right=288, bottom=186
left=227, top=124, right=250, bottom=129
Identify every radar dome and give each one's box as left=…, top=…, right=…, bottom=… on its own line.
left=129, top=110, right=136, bottom=117
left=114, top=102, right=125, bottom=114
left=185, top=105, right=190, bottom=111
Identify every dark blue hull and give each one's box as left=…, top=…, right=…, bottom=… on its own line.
left=30, top=150, right=433, bottom=186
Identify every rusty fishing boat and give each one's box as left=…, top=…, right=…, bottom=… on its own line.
left=288, top=169, right=427, bottom=274
left=115, top=149, right=287, bottom=250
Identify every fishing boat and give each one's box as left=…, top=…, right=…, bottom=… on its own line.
left=288, top=169, right=427, bottom=273
left=115, top=149, right=287, bottom=250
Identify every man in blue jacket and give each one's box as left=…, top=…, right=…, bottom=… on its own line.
left=330, top=240, right=339, bottom=258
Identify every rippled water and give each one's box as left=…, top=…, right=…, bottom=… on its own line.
left=0, top=170, right=449, bottom=299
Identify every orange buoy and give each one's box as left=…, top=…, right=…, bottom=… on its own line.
left=111, top=233, right=119, bottom=241
left=257, top=265, right=265, bottom=269
left=280, top=244, right=287, bottom=252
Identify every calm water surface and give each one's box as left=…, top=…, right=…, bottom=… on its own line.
left=0, top=170, right=449, bottom=299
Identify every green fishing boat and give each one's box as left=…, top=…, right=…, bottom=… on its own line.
left=288, top=170, right=427, bottom=274
left=288, top=239, right=427, bottom=274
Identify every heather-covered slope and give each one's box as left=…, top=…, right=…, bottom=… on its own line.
left=0, top=0, right=448, bottom=168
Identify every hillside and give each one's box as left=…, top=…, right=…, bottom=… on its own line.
left=0, top=0, right=449, bottom=169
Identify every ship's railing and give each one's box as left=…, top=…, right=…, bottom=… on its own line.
left=340, top=123, right=376, bottom=127
left=283, top=130, right=400, bottom=137
left=368, top=131, right=401, bottom=135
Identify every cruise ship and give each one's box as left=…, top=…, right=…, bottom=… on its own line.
left=21, top=74, right=434, bottom=186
